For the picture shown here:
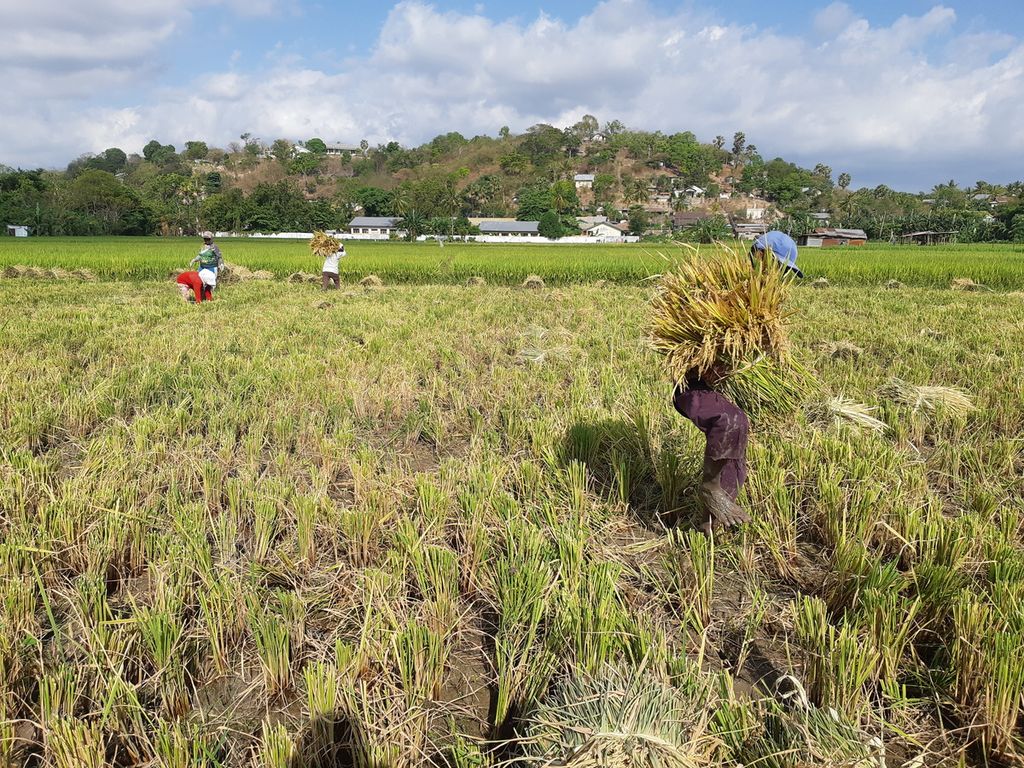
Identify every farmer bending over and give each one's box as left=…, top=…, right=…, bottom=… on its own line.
left=176, top=271, right=210, bottom=303
left=749, top=230, right=804, bottom=278
left=673, top=365, right=750, bottom=533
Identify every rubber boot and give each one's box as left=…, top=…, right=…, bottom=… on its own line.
left=699, top=457, right=750, bottom=533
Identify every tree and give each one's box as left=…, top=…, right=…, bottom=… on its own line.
left=604, top=120, right=625, bottom=136
left=713, top=135, right=725, bottom=150
left=204, top=172, right=222, bottom=194
left=359, top=139, right=369, bottom=154
left=184, top=141, right=208, bottom=161
left=306, top=138, right=327, bottom=154
left=592, top=172, right=616, bottom=200
left=499, top=126, right=510, bottom=139
left=354, top=186, right=392, bottom=217
left=683, top=215, right=731, bottom=243
left=625, top=177, right=649, bottom=204
left=550, top=180, right=580, bottom=215
left=538, top=210, right=564, bottom=239
left=1011, top=214, right=1024, bottom=243
left=731, top=131, right=747, bottom=159
left=271, top=139, right=294, bottom=165
left=838, top=173, right=851, bottom=190
left=499, top=152, right=529, bottom=176
left=143, top=140, right=162, bottom=162
left=627, top=205, right=648, bottom=235
left=290, top=152, right=322, bottom=177
left=516, top=183, right=553, bottom=220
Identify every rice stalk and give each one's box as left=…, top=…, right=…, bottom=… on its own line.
left=879, top=378, right=975, bottom=417
left=521, top=662, right=719, bottom=768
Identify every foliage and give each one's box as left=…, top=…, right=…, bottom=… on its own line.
left=538, top=210, right=564, bottom=239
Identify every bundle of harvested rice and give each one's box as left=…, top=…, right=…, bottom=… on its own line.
left=884, top=279, right=906, bottom=290
left=288, top=271, right=315, bottom=284
left=359, top=274, right=383, bottom=288
left=2, top=265, right=23, bottom=279
left=250, top=270, right=274, bottom=280
left=521, top=664, right=719, bottom=768
left=465, top=276, right=487, bottom=287
left=807, top=396, right=887, bottom=433
left=48, top=267, right=72, bottom=280
left=309, top=230, right=340, bottom=258
left=72, top=268, right=96, bottom=281
left=218, top=262, right=253, bottom=283
left=522, top=274, right=545, bottom=289
left=305, top=273, right=320, bottom=285
left=593, top=279, right=608, bottom=288
left=951, top=277, right=987, bottom=291
left=879, top=378, right=975, bottom=417
left=24, top=266, right=47, bottom=279
left=810, top=277, right=830, bottom=289
left=651, top=253, right=809, bottom=417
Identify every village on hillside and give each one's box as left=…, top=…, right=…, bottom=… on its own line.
left=3, top=120, right=1021, bottom=244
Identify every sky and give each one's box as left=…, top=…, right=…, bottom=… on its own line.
left=1, top=0, right=1023, bottom=191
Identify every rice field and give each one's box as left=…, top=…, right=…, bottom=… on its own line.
left=2, top=253, right=1024, bottom=767
left=1, top=237, right=1023, bottom=287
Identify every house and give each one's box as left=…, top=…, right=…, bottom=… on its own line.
left=732, top=222, right=768, bottom=240
left=577, top=216, right=609, bottom=229
left=584, top=221, right=627, bottom=238
left=798, top=228, right=867, bottom=247
left=897, top=231, right=956, bottom=246
left=671, top=212, right=713, bottom=230
left=324, top=142, right=362, bottom=156
left=589, top=132, right=607, bottom=143
left=574, top=174, right=595, bottom=189
left=5, top=225, right=29, bottom=237
left=745, top=203, right=771, bottom=222
left=477, top=221, right=541, bottom=237
left=348, top=216, right=405, bottom=238
left=682, top=185, right=706, bottom=200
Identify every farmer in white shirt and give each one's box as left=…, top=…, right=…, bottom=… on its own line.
left=322, top=242, right=345, bottom=290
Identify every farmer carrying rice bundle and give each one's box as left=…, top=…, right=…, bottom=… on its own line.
left=310, top=230, right=345, bottom=290
left=651, top=250, right=806, bottom=533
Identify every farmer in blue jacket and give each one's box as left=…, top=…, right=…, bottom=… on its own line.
left=749, top=230, right=804, bottom=278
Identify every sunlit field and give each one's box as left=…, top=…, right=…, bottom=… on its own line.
left=1, top=237, right=1023, bottom=287
left=1, top=248, right=1023, bottom=766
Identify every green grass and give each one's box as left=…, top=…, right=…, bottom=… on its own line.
left=1, top=236, right=1023, bottom=287
left=1, top=275, right=1023, bottom=766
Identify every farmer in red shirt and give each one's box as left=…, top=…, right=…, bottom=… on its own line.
left=176, top=271, right=210, bottom=303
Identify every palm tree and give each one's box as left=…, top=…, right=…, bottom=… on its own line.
left=630, top=178, right=650, bottom=204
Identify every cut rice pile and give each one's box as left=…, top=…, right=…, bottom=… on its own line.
left=522, top=274, right=545, bottom=289
left=521, top=664, right=719, bottom=768
left=879, top=378, right=974, bottom=417
left=650, top=252, right=810, bottom=418
left=309, top=230, right=340, bottom=258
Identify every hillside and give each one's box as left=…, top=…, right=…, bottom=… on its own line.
left=1, top=119, right=1022, bottom=241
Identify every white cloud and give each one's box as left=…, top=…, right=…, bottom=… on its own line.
left=2, top=0, right=1023, bottom=189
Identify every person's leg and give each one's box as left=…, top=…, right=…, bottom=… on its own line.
left=322, top=272, right=331, bottom=290
left=674, top=386, right=750, bottom=531
left=330, top=272, right=340, bottom=289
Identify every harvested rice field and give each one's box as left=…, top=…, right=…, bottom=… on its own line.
left=2, top=248, right=1024, bottom=767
